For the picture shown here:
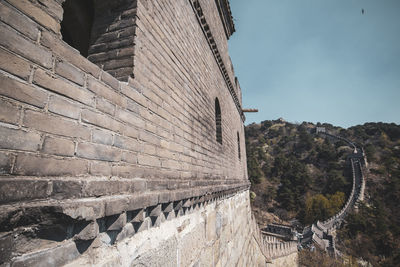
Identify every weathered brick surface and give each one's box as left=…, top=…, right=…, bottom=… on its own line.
left=0, top=99, right=20, bottom=125
left=0, top=126, right=41, bottom=152
left=77, top=142, right=121, bottom=162
left=0, top=1, right=39, bottom=41
left=0, top=22, right=52, bottom=68
left=6, top=0, right=60, bottom=33
left=42, top=136, right=75, bottom=157
left=96, top=97, right=116, bottom=115
left=23, top=110, right=91, bottom=140
left=33, top=68, right=94, bottom=106
left=48, top=95, right=81, bottom=120
left=81, top=109, right=123, bottom=133
left=0, top=0, right=248, bottom=228
left=0, top=73, right=48, bottom=108
left=55, top=60, right=85, bottom=86
left=13, top=154, right=88, bottom=176
left=0, top=152, right=14, bottom=175
left=0, top=47, right=31, bottom=80
left=0, top=179, right=49, bottom=203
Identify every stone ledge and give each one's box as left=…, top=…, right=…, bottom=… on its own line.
left=0, top=184, right=250, bottom=267
left=0, top=176, right=247, bottom=205
left=0, top=182, right=250, bottom=229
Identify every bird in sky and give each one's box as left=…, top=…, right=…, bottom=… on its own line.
left=362, top=9, right=365, bottom=14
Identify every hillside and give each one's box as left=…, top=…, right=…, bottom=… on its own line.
left=245, top=119, right=400, bottom=266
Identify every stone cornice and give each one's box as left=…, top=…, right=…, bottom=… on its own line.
left=188, top=0, right=245, bottom=122
left=0, top=183, right=250, bottom=266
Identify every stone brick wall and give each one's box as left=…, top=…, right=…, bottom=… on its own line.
left=0, top=0, right=258, bottom=265
left=0, top=0, right=247, bottom=206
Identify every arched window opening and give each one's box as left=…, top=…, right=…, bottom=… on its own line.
left=215, top=98, right=222, bottom=144
left=237, top=132, right=241, bottom=160
left=61, top=0, right=95, bottom=57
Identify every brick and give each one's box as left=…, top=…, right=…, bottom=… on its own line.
left=41, top=31, right=101, bottom=78
left=23, top=110, right=91, bottom=140
left=61, top=198, right=105, bottom=220
left=14, top=154, right=88, bottom=176
left=147, top=180, right=168, bottom=191
left=84, top=180, right=133, bottom=197
left=107, top=67, right=132, bottom=81
left=0, top=2, right=39, bottom=40
left=96, top=97, right=115, bottom=115
left=0, top=73, right=48, bottom=108
left=0, top=22, right=52, bottom=68
left=87, top=77, right=126, bottom=107
left=145, top=121, right=157, bottom=134
left=139, top=131, right=161, bottom=146
left=161, top=159, right=181, bottom=170
left=137, top=154, right=160, bottom=167
left=81, top=109, right=124, bottom=133
left=7, top=0, right=60, bottom=33
left=48, top=95, right=81, bottom=120
left=0, top=46, right=31, bottom=80
left=143, top=144, right=156, bottom=155
left=122, top=151, right=137, bottom=164
left=33, top=68, right=94, bottom=106
left=11, top=240, right=80, bottom=267
left=101, top=71, right=120, bottom=91
left=105, top=196, right=129, bottom=216
left=120, top=83, right=147, bottom=107
left=114, top=135, right=140, bottom=152
left=126, top=99, right=140, bottom=113
left=0, top=151, right=14, bottom=174
left=33, top=0, right=63, bottom=21
left=122, top=124, right=139, bottom=139
left=128, top=193, right=159, bottom=211
left=92, top=129, right=113, bottom=145
left=77, top=142, right=121, bottom=162
left=52, top=180, right=83, bottom=199
left=0, top=99, right=20, bottom=125
left=111, top=164, right=143, bottom=178
left=104, top=57, right=133, bottom=71
left=0, top=179, right=49, bottom=203
left=55, top=60, right=85, bottom=86
left=116, top=108, right=145, bottom=128
left=0, top=126, right=41, bottom=152
left=42, top=136, right=75, bottom=157
left=13, top=154, right=87, bottom=176
left=90, top=161, right=112, bottom=176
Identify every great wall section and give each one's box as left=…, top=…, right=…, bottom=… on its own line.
left=0, top=0, right=297, bottom=266
left=300, top=129, right=367, bottom=256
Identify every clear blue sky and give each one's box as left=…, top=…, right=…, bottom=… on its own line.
left=228, top=0, right=400, bottom=128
